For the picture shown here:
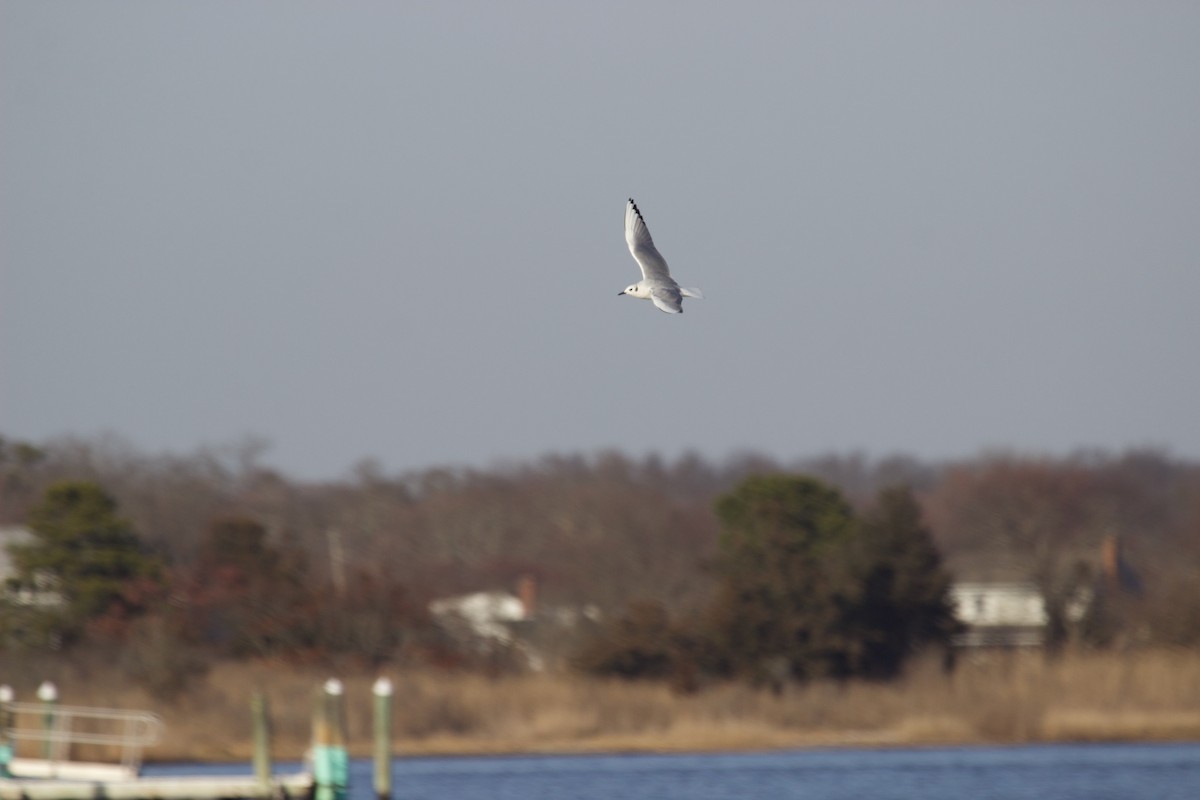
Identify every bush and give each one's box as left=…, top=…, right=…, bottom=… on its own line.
left=574, top=599, right=702, bottom=693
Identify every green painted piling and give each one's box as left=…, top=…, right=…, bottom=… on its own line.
left=0, top=685, right=13, bottom=778
left=372, top=678, right=393, bottom=800
left=251, top=692, right=271, bottom=792
left=312, top=679, right=348, bottom=800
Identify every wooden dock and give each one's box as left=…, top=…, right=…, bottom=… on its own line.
left=0, top=771, right=314, bottom=800
left=0, top=679, right=394, bottom=800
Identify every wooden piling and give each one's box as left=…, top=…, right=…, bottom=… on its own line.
left=372, top=678, right=393, bottom=800
left=36, top=683, right=56, bottom=762
left=251, top=692, right=271, bottom=792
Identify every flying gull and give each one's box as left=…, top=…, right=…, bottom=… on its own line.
left=619, top=198, right=703, bottom=314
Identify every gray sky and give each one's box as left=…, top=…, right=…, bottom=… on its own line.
left=3, top=2, right=1199, bottom=480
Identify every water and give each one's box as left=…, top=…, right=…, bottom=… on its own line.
left=143, top=742, right=1200, bottom=800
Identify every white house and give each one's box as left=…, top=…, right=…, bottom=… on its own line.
left=0, top=525, right=30, bottom=576
left=949, top=582, right=1048, bottom=647
left=0, top=525, right=62, bottom=607
left=427, top=577, right=602, bottom=671
left=428, top=590, right=529, bottom=646
left=949, top=580, right=1093, bottom=648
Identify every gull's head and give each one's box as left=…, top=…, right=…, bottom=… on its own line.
left=619, top=283, right=648, bottom=299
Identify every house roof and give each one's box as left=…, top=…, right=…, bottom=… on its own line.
left=428, top=590, right=527, bottom=643
left=943, top=550, right=1032, bottom=583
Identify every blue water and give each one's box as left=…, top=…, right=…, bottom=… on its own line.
left=143, top=742, right=1200, bottom=800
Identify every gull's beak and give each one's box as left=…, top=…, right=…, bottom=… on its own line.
left=618, top=290, right=626, bottom=295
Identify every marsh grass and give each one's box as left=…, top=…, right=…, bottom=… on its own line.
left=3, top=649, right=1198, bottom=761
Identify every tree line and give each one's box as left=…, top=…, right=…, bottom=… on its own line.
left=576, top=477, right=959, bottom=692
left=2, top=435, right=1198, bottom=696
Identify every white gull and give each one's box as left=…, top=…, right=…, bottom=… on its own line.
left=618, top=198, right=703, bottom=314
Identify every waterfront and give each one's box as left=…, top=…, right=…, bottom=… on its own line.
left=143, top=742, right=1200, bottom=800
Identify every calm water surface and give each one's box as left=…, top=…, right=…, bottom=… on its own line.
left=144, top=742, right=1200, bottom=800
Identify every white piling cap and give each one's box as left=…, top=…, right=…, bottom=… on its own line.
left=37, top=681, right=57, bottom=702
left=323, top=678, right=344, bottom=696
left=373, top=677, right=393, bottom=697
left=0, top=685, right=12, bottom=703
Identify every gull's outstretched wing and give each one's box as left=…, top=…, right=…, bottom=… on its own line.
left=650, top=285, right=684, bottom=314
left=625, top=198, right=672, bottom=281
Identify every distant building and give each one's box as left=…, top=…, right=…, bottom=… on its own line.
left=428, top=576, right=601, bottom=671
left=0, top=525, right=63, bottom=608
left=1, top=525, right=66, bottom=648
left=949, top=582, right=1049, bottom=647
left=947, top=536, right=1137, bottom=649
left=0, top=526, right=25, bottom=583
left=429, top=589, right=530, bottom=645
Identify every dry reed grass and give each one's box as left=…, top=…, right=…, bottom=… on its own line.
left=4, top=649, right=1198, bottom=761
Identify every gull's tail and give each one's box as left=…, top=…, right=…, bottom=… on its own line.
left=681, top=287, right=704, bottom=299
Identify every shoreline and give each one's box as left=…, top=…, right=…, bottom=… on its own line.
left=145, top=714, right=1200, bottom=764
left=10, top=650, right=1200, bottom=765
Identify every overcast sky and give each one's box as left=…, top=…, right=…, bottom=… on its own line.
left=3, top=2, right=1198, bottom=480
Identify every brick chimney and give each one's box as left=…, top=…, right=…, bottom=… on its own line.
left=1100, top=535, right=1121, bottom=591
left=516, top=573, right=537, bottom=620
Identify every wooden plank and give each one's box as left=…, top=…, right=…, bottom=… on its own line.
left=7, top=758, right=139, bottom=781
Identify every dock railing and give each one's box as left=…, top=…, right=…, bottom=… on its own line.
left=0, top=686, right=163, bottom=779
left=0, top=677, right=391, bottom=800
